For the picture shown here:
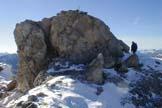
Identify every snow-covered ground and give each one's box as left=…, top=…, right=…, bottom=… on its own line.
left=5, top=75, right=135, bottom=108
left=1, top=51, right=162, bottom=108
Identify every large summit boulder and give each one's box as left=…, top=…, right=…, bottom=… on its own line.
left=50, top=10, right=129, bottom=64
left=14, top=10, right=129, bottom=92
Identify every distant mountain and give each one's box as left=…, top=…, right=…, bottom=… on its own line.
left=0, top=63, right=14, bottom=81
left=0, top=53, right=19, bottom=74
left=0, top=53, right=9, bottom=57
left=141, top=49, right=162, bottom=58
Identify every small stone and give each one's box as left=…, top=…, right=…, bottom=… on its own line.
left=155, top=61, right=160, bottom=65
left=0, top=66, right=3, bottom=72
left=28, top=95, right=38, bottom=102
left=96, top=87, right=103, bottom=95
left=0, top=92, right=9, bottom=99
left=36, top=92, right=48, bottom=97
left=7, top=80, right=17, bottom=91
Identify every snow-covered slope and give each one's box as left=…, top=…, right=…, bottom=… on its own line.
left=1, top=51, right=162, bottom=108
left=5, top=75, right=134, bottom=108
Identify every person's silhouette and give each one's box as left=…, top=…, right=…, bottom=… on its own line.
left=131, top=41, right=138, bottom=54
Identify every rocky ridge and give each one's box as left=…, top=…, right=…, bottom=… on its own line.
left=14, top=10, right=130, bottom=92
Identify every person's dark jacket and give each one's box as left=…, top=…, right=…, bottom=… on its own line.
left=131, top=42, right=138, bottom=54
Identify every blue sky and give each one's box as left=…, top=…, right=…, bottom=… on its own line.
left=0, top=0, right=161, bottom=53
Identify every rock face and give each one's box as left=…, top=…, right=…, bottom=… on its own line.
left=50, top=11, right=128, bottom=64
left=14, top=10, right=129, bottom=92
left=14, top=20, right=47, bottom=92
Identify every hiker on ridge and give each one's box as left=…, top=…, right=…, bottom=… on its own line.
left=131, top=41, right=138, bottom=54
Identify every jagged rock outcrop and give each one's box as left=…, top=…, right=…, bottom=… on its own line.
left=125, top=54, right=139, bottom=68
left=14, top=20, right=47, bottom=92
left=14, top=10, right=129, bottom=92
left=85, top=53, right=104, bottom=84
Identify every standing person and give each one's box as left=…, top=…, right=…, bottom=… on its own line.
left=131, top=41, right=138, bottom=54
